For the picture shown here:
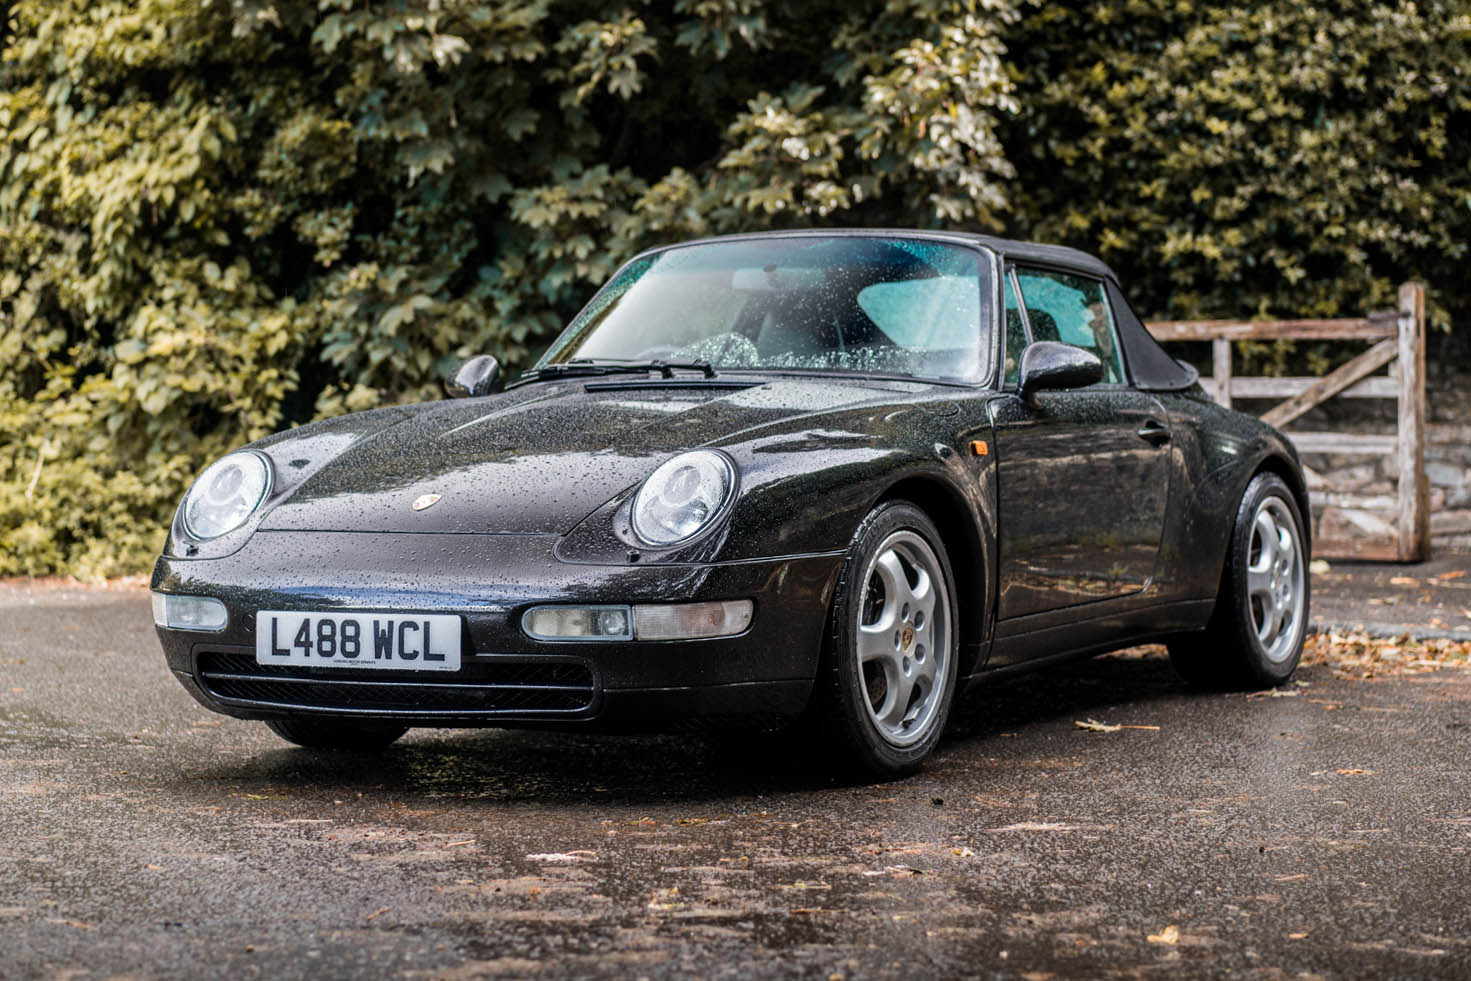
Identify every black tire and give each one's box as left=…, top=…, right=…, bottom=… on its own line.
left=817, top=501, right=960, bottom=778
left=264, top=718, right=409, bottom=750
left=1170, top=472, right=1310, bottom=690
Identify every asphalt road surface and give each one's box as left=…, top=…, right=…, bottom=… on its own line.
left=3, top=583, right=1470, bottom=980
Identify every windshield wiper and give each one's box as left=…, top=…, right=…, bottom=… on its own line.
left=517, top=359, right=718, bottom=384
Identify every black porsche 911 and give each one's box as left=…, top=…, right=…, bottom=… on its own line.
left=152, top=230, right=1310, bottom=776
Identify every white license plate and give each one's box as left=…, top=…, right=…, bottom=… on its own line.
left=255, top=611, right=462, bottom=671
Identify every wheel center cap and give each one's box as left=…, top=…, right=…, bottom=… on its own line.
left=901, top=625, right=916, bottom=651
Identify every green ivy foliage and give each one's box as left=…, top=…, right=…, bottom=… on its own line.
left=1004, top=0, right=1471, bottom=339
left=0, top=0, right=1017, bottom=577
left=2, top=0, right=1469, bottom=578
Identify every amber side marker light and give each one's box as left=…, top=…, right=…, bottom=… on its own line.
left=970, top=440, right=989, bottom=456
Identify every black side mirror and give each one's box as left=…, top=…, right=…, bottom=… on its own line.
left=447, top=354, right=501, bottom=398
left=1017, top=341, right=1103, bottom=401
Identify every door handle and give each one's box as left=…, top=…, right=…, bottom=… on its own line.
left=1137, top=419, right=1171, bottom=445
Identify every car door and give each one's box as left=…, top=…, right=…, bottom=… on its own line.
left=987, top=263, right=1173, bottom=636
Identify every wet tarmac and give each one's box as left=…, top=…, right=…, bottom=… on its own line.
left=3, top=582, right=1470, bottom=979
left=1311, top=548, right=1471, bottom=640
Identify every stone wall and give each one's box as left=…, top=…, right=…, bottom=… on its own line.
left=1424, top=361, right=1471, bottom=550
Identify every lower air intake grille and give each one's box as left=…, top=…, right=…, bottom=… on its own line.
left=196, top=651, right=595, bottom=715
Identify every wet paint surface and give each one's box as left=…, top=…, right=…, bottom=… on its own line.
left=4, top=585, right=1470, bottom=978
left=151, top=233, right=1308, bottom=737
left=987, top=387, right=1172, bottom=624
left=150, top=364, right=1303, bottom=733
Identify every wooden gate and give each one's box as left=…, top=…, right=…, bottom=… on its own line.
left=1146, top=283, right=1428, bottom=562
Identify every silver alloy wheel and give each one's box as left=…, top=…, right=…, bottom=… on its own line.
left=1246, top=496, right=1305, bottom=663
left=854, top=529, right=953, bottom=748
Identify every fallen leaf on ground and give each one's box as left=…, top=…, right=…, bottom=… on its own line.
left=525, top=851, right=596, bottom=862
left=1075, top=718, right=1160, bottom=732
left=1301, top=631, right=1471, bottom=679
left=988, top=822, right=1083, bottom=833
left=44, top=918, right=95, bottom=931
left=647, top=886, right=680, bottom=911
left=1437, top=570, right=1466, bottom=580
left=1147, top=925, right=1180, bottom=945
left=1390, top=576, right=1420, bottom=586
left=1109, top=633, right=1471, bottom=679
left=1336, top=768, right=1373, bottom=775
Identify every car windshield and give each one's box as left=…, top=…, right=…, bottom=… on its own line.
left=539, top=236, right=992, bottom=383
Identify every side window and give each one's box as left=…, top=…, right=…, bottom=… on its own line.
left=1003, top=269, right=1028, bottom=388
left=1014, top=267, right=1125, bottom=384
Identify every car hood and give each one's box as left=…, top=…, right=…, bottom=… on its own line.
left=257, top=376, right=936, bottom=534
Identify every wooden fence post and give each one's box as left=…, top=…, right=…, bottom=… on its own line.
left=1212, top=339, right=1232, bottom=408
left=1396, top=282, right=1429, bottom=561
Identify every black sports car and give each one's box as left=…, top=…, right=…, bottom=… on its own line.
left=152, top=231, right=1310, bottom=776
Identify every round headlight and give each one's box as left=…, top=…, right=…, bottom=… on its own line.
left=182, top=452, right=273, bottom=540
left=630, top=450, right=735, bottom=546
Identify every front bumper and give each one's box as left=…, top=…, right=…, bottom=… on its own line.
left=152, top=531, right=843, bottom=731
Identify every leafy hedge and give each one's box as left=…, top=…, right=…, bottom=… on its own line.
left=1005, top=1, right=1471, bottom=358
left=1, top=0, right=1468, bottom=577
left=0, top=0, right=1018, bottom=577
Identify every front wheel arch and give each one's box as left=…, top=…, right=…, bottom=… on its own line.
left=815, top=500, right=962, bottom=778
left=874, top=476, right=989, bottom=679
